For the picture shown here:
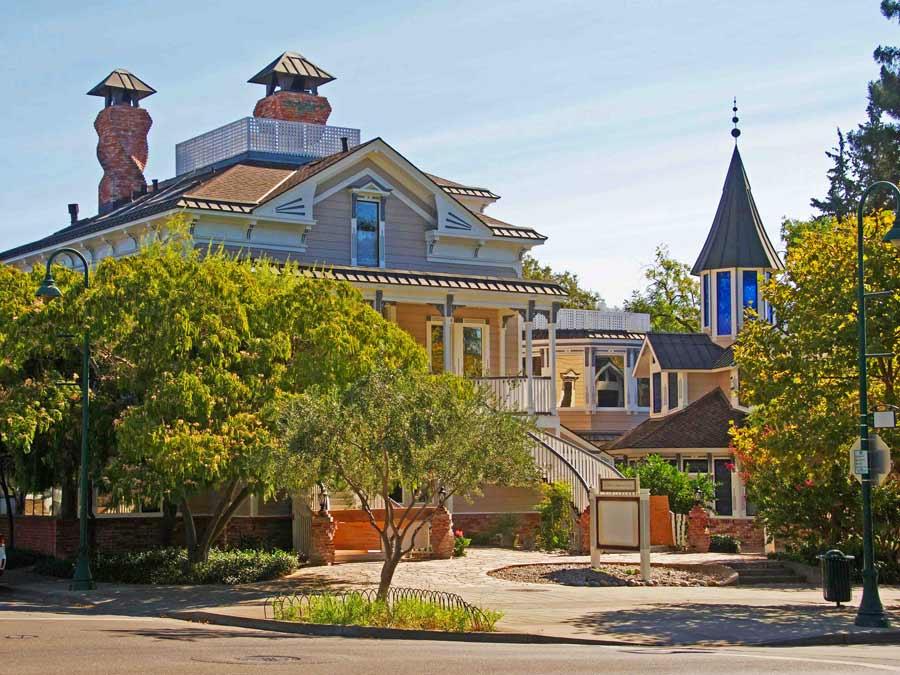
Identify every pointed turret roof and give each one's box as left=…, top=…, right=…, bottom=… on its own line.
left=691, top=146, right=783, bottom=275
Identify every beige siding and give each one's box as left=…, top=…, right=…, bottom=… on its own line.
left=559, top=409, right=648, bottom=434
left=556, top=351, right=586, bottom=408
left=455, top=484, right=541, bottom=513
left=686, top=370, right=732, bottom=405
left=393, top=303, right=505, bottom=375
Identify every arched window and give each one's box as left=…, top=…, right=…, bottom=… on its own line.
left=594, top=355, right=625, bottom=408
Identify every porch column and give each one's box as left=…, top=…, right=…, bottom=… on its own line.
left=549, top=302, right=559, bottom=415
left=625, top=348, right=636, bottom=412
left=525, top=300, right=535, bottom=415
left=443, top=294, right=454, bottom=374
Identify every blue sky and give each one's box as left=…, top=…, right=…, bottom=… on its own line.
left=0, top=1, right=895, bottom=304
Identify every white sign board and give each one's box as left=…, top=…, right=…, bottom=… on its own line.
left=874, top=410, right=896, bottom=429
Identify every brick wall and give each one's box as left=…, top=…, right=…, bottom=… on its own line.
left=687, top=504, right=711, bottom=552
left=709, top=517, right=766, bottom=553
left=253, top=91, right=332, bottom=124
left=1, top=515, right=291, bottom=557
left=94, top=105, right=151, bottom=212
left=452, top=512, right=541, bottom=549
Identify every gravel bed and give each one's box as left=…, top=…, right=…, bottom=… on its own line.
left=488, top=563, right=726, bottom=587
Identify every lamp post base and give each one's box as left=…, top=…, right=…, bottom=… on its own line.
left=69, top=555, right=95, bottom=591
left=855, top=610, right=890, bottom=628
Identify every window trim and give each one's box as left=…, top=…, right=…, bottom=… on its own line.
left=426, top=317, right=490, bottom=376
left=350, top=189, right=387, bottom=268
left=593, top=350, right=628, bottom=411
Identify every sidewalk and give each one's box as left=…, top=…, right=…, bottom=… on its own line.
left=5, top=548, right=900, bottom=646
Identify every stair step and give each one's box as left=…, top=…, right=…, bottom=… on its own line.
left=736, top=567, right=795, bottom=577
left=727, top=561, right=791, bottom=570
left=738, top=575, right=804, bottom=584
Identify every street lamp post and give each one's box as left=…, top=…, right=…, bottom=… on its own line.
left=36, top=247, right=94, bottom=591
left=855, top=181, right=900, bottom=627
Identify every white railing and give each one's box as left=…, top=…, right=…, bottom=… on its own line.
left=175, top=117, right=362, bottom=175
left=533, top=309, right=650, bottom=333
left=529, top=434, right=592, bottom=513
left=472, top=376, right=553, bottom=414
left=533, top=431, right=621, bottom=487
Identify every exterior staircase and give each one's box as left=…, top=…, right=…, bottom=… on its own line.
left=527, top=430, right=623, bottom=512
left=728, top=560, right=804, bottom=585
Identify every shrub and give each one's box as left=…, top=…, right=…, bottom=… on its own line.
left=536, top=481, right=573, bottom=551
left=274, top=592, right=502, bottom=632
left=709, top=534, right=741, bottom=553
left=469, top=513, right=521, bottom=547
left=4, top=548, right=41, bottom=570
left=453, top=530, right=471, bottom=557
left=32, top=547, right=298, bottom=585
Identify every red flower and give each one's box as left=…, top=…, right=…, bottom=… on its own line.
left=725, top=462, right=736, bottom=472
left=805, top=479, right=814, bottom=487
left=454, top=529, right=464, bottom=538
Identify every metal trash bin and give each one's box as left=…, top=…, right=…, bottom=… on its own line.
left=817, top=549, right=854, bottom=606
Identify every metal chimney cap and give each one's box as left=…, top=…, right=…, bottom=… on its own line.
left=248, top=51, right=335, bottom=90
left=87, top=69, right=156, bottom=100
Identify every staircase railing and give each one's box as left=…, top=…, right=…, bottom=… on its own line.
left=527, top=432, right=591, bottom=512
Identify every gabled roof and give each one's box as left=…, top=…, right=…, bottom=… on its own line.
left=0, top=137, right=547, bottom=261
left=691, top=146, right=783, bottom=275
left=645, top=333, right=728, bottom=371
left=609, top=389, right=745, bottom=450
left=247, top=52, right=335, bottom=88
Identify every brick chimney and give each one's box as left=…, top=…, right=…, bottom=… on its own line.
left=87, top=69, right=156, bottom=214
left=249, top=52, right=334, bottom=124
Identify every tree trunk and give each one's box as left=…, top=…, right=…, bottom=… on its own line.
left=180, top=497, right=200, bottom=562
left=377, top=552, right=402, bottom=601
left=160, top=499, right=178, bottom=547
left=0, top=459, right=14, bottom=549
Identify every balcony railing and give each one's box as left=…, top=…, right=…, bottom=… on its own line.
left=175, top=117, right=362, bottom=175
left=471, top=376, right=553, bottom=415
left=532, top=309, right=650, bottom=333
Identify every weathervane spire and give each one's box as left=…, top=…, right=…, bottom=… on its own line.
left=731, top=98, right=741, bottom=143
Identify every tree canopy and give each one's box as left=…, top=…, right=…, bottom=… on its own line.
left=279, top=367, right=537, bottom=596
left=522, top=255, right=605, bottom=310
left=623, top=245, right=700, bottom=332
left=731, top=212, right=900, bottom=564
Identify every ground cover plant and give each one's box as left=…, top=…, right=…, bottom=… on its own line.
left=272, top=591, right=502, bottom=632
left=32, top=547, right=298, bottom=585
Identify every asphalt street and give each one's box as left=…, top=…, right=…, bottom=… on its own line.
left=3, top=599, right=900, bottom=674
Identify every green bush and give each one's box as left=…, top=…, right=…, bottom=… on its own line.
left=468, top=513, right=521, bottom=547
left=536, top=481, right=573, bottom=551
left=274, top=592, right=502, bottom=632
left=709, top=534, right=741, bottom=553
left=32, top=547, right=298, bottom=585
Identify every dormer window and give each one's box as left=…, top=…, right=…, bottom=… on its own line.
left=595, top=355, right=625, bottom=408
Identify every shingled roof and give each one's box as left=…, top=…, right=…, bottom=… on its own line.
left=610, top=389, right=745, bottom=450
left=0, top=138, right=546, bottom=261
left=691, top=146, right=783, bottom=275
left=645, top=333, right=728, bottom=370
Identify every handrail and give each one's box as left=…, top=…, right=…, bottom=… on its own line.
left=527, top=432, right=591, bottom=512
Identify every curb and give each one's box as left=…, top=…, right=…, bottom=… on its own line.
left=166, top=609, right=900, bottom=648
left=165, top=610, right=652, bottom=646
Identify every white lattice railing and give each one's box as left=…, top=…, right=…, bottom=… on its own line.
left=472, top=376, right=553, bottom=414
left=175, top=117, right=362, bottom=175
left=533, top=309, right=650, bottom=333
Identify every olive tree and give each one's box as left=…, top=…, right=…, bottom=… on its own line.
left=279, top=368, right=538, bottom=598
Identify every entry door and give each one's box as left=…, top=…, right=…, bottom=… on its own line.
left=453, top=323, right=489, bottom=377
left=714, top=459, right=733, bottom=516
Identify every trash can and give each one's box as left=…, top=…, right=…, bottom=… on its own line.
left=817, top=549, right=854, bottom=606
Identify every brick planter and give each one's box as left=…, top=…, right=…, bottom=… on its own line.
left=309, top=513, right=337, bottom=565
left=687, top=504, right=711, bottom=552
left=429, top=507, right=454, bottom=559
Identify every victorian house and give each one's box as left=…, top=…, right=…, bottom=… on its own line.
left=1, top=53, right=621, bottom=558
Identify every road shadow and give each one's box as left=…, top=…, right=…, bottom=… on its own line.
left=565, top=602, right=890, bottom=645
left=100, top=626, right=301, bottom=642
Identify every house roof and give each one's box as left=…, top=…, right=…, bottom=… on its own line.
left=247, top=52, right=335, bottom=88
left=425, top=173, right=500, bottom=200
left=691, top=146, right=783, bottom=275
left=645, top=332, right=729, bottom=370
left=609, top=389, right=745, bottom=450
left=0, top=138, right=546, bottom=261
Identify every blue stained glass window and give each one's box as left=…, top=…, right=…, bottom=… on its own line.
left=716, top=271, right=731, bottom=335
left=702, top=274, right=710, bottom=327
left=765, top=272, right=774, bottom=322
left=742, top=270, right=758, bottom=315
left=652, top=372, right=661, bottom=413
